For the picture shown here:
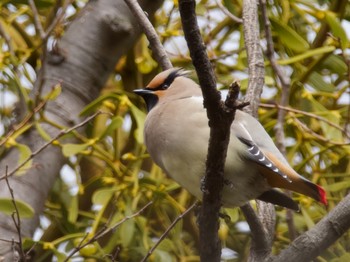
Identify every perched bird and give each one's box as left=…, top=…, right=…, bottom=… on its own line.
left=134, top=68, right=327, bottom=211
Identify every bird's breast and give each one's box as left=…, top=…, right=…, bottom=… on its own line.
left=144, top=97, right=270, bottom=207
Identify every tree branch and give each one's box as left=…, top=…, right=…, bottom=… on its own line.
left=124, top=0, right=173, bottom=70
left=269, top=193, right=350, bottom=262
left=241, top=0, right=275, bottom=260
left=0, top=111, right=101, bottom=181
left=64, top=201, right=153, bottom=262
left=141, top=201, right=199, bottom=262
left=214, top=0, right=242, bottom=24
left=178, top=1, right=241, bottom=261
left=259, top=0, right=296, bottom=240
left=28, top=0, right=46, bottom=40
left=240, top=204, right=271, bottom=260
left=242, top=0, right=264, bottom=118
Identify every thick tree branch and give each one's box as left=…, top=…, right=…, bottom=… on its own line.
left=269, top=193, right=350, bottom=262
left=242, top=0, right=264, bottom=118
left=240, top=204, right=271, bottom=260
left=178, top=0, right=240, bottom=261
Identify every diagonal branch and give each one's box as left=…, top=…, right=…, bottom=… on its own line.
left=141, top=201, right=198, bottom=262
left=269, top=193, right=350, bottom=262
left=124, top=0, right=173, bottom=70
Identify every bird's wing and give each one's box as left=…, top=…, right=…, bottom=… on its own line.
left=237, top=137, right=292, bottom=183
left=232, top=110, right=326, bottom=205
left=237, top=136, right=326, bottom=204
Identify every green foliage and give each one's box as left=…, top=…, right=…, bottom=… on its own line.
left=1, top=0, right=350, bottom=261
left=0, top=198, right=34, bottom=218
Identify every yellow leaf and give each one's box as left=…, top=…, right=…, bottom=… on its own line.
left=15, top=143, right=32, bottom=175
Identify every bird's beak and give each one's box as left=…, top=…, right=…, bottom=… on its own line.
left=133, top=89, right=154, bottom=96
left=134, top=89, right=158, bottom=112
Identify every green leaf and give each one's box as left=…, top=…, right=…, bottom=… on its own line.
left=62, top=143, right=89, bottom=157
left=35, top=121, right=52, bottom=141
left=99, top=116, right=123, bottom=140
left=325, top=11, right=349, bottom=48
left=321, top=54, right=348, bottom=75
left=319, top=112, right=343, bottom=142
left=16, top=143, right=32, bottom=175
left=68, top=194, right=78, bottom=224
left=9, top=123, right=32, bottom=141
left=155, top=249, right=176, bottom=262
left=0, top=198, right=34, bottom=218
left=120, top=207, right=135, bottom=247
left=326, top=181, right=350, bottom=192
left=306, top=95, right=343, bottom=141
left=223, top=0, right=237, bottom=15
left=135, top=36, right=158, bottom=74
left=52, top=248, right=67, bottom=262
left=129, top=104, right=146, bottom=144
left=270, top=18, right=309, bottom=52
left=277, top=46, right=335, bottom=65
left=264, top=75, right=275, bottom=86
left=156, top=238, right=176, bottom=252
left=308, top=71, right=335, bottom=92
left=92, top=188, right=116, bottom=205
left=80, top=93, right=121, bottom=116
left=301, top=207, right=315, bottom=229
left=43, top=83, right=61, bottom=101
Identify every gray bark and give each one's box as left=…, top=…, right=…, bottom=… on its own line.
left=241, top=1, right=276, bottom=261
left=269, top=193, right=350, bottom=262
left=0, top=0, right=162, bottom=260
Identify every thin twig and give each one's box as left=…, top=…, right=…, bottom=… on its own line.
left=43, top=0, right=75, bottom=42
left=124, top=0, right=173, bottom=70
left=260, top=103, right=348, bottom=136
left=64, top=201, right=153, bottom=262
left=293, top=117, right=349, bottom=146
left=0, top=238, right=19, bottom=244
left=141, top=201, right=198, bottom=262
left=4, top=167, right=26, bottom=261
left=28, top=0, right=46, bottom=39
left=0, top=22, right=15, bottom=56
left=32, top=0, right=73, bottom=107
left=0, top=99, right=48, bottom=147
left=260, top=0, right=290, bottom=88
left=215, top=0, right=242, bottom=23
left=0, top=111, right=101, bottom=181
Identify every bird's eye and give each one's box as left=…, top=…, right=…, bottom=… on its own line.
left=160, top=84, right=169, bottom=90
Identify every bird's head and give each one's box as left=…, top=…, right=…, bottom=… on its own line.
left=134, top=68, right=196, bottom=112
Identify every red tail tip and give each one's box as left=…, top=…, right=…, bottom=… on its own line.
left=317, top=185, right=327, bottom=206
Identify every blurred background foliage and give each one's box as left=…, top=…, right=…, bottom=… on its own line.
left=1, top=0, right=350, bottom=261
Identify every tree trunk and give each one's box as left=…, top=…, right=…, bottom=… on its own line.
left=0, top=0, right=162, bottom=260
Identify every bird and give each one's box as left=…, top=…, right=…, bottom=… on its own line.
left=134, top=68, right=327, bottom=211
